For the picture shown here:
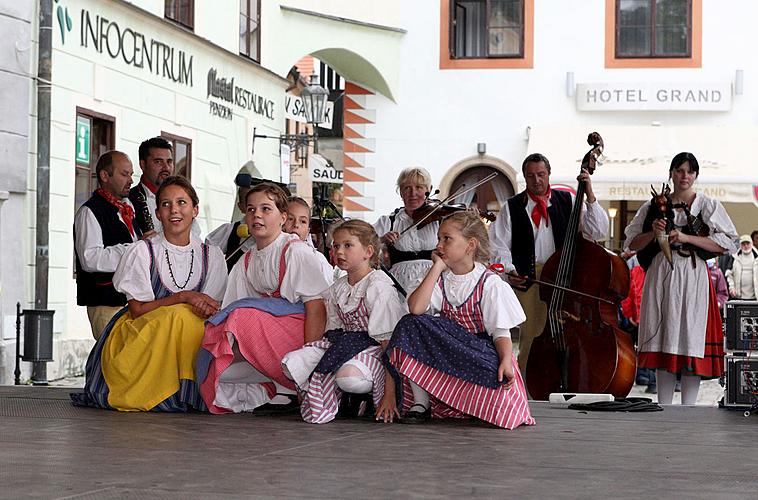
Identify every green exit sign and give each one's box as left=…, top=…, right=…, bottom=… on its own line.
left=75, top=116, right=91, bottom=165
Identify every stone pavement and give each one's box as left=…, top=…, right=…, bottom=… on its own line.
left=0, top=386, right=756, bottom=499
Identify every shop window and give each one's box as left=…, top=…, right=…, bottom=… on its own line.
left=74, top=108, right=115, bottom=212
left=161, top=132, right=192, bottom=181
left=240, top=0, right=260, bottom=61
left=605, top=0, right=701, bottom=68
left=165, top=0, right=194, bottom=30
left=440, top=0, right=533, bottom=70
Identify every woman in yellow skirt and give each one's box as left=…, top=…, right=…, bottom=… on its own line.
left=72, top=176, right=227, bottom=411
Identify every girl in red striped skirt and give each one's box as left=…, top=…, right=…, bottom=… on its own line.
left=386, top=212, right=535, bottom=429
left=282, top=220, right=407, bottom=424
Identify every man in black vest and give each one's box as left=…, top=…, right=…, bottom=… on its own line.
left=489, top=153, right=609, bottom=374
left=74, top=151, right=142, bottom=339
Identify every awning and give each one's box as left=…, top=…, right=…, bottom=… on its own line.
left=525, top=125, right=758, bottom=205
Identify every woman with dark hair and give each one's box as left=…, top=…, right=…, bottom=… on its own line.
left=72, top=176, right=227, bottom=411
left=624, top=152, right=737, bottom=405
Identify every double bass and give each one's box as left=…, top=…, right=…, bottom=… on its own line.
left=525, top=132, right=636, bottom=400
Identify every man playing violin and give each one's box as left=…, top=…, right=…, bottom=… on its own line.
left=373, top=167, right=440, bottom=295
left=489, top=153, right=609, bottom=375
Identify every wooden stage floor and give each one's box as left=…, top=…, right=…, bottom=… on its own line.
left=0, top=386, right=756, bottom=499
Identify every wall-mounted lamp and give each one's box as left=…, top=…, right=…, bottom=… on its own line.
left=477, top=143, right=486, bottom=155
left=566, top=71, right=575, bottom=97
left=252, top=75, right=329, bottom=156
left=735, top=69, right=744, bottom=96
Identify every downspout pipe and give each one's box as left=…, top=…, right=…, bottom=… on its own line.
left=33, top=0, right=53, bottom=385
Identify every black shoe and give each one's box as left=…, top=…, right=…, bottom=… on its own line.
left=401, top=403, right=430, bottom=425
left=645, top=384, right=657, bottom=394
left=253, top=395, right=300, bottom=416
left=337, top=393, right=373, bottom=419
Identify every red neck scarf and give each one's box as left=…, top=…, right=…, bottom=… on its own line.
left=140, top=177, right=158, bottom=194
left=96, top=188, right=135, bottom=237
left=527, top=187, right=551, bottom=228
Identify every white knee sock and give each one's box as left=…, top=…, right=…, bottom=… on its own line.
left=336, top=375, right=373, bottom=394
left=335, top=359, right=373, bottom=394
left=680, top=374, right=701, bottom=405
left=656, top=369, right=676, bottom=405
left=409, top=380, right=430, bottom=409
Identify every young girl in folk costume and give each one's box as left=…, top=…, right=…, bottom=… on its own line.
left=386, top=212, right=534, bottom=429
left=625, top=152, right=738, bottom=405
left=285, top=196, right=336, bottom=279
left=198, top=183, right=332, bottom=413
left=72, top=176, right=227, bottom=411
left=281, top=220, right=407, bottom=424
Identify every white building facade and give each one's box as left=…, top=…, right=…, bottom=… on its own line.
left=0, top=0, right=404, bottom=383
left=340, top=0, right=758, bottom=246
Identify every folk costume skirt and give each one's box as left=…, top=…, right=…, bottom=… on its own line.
left=288, top=329, right=385, bottom=424
left=71, top=304, right=207, bottom=412
left=197, top=298, right=305, bottom=414
left=638, top=277, right=724, bottom=379
left=386, top=314, right=535, bottom=429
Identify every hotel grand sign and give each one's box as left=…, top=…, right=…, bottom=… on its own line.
left=576, top=83, right=732, bottom=111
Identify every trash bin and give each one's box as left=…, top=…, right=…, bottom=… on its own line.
left=22, top=309, right=54, bottom=362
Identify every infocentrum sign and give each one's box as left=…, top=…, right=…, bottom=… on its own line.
left=79, top=9, right=193, bottom=86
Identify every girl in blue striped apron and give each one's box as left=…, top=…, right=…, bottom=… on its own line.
left=71, top=176, right=227, bottom=411
left=282, top=220, right=407, bottom=423
left=386, top=211, right=535, bottom=429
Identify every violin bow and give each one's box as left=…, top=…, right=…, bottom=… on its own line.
left=399, top=172, right=499, bottom=235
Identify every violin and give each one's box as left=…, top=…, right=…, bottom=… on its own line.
left=399, top=172, right=500, bottom=235
left=410, top=198, right=496, bottom=230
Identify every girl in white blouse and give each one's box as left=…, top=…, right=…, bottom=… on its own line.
left=282, top=220, right=407, bottom=424
left=72, top=176, right=227, bottom=412
left=385, top=211, right=535, bottom=429
left=198, top=183, right=333, bottom=414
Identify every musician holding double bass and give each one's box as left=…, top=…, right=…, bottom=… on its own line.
left=624, top=152, right=738, bottom=405
left=373, top=168, right=439, bottom=295
left=489, top=153, right=609, bottom=376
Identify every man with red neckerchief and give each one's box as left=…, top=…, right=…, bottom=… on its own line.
left=489, top=153, right=609, bottom=379
left=74, top=151, right=149, bottom=339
